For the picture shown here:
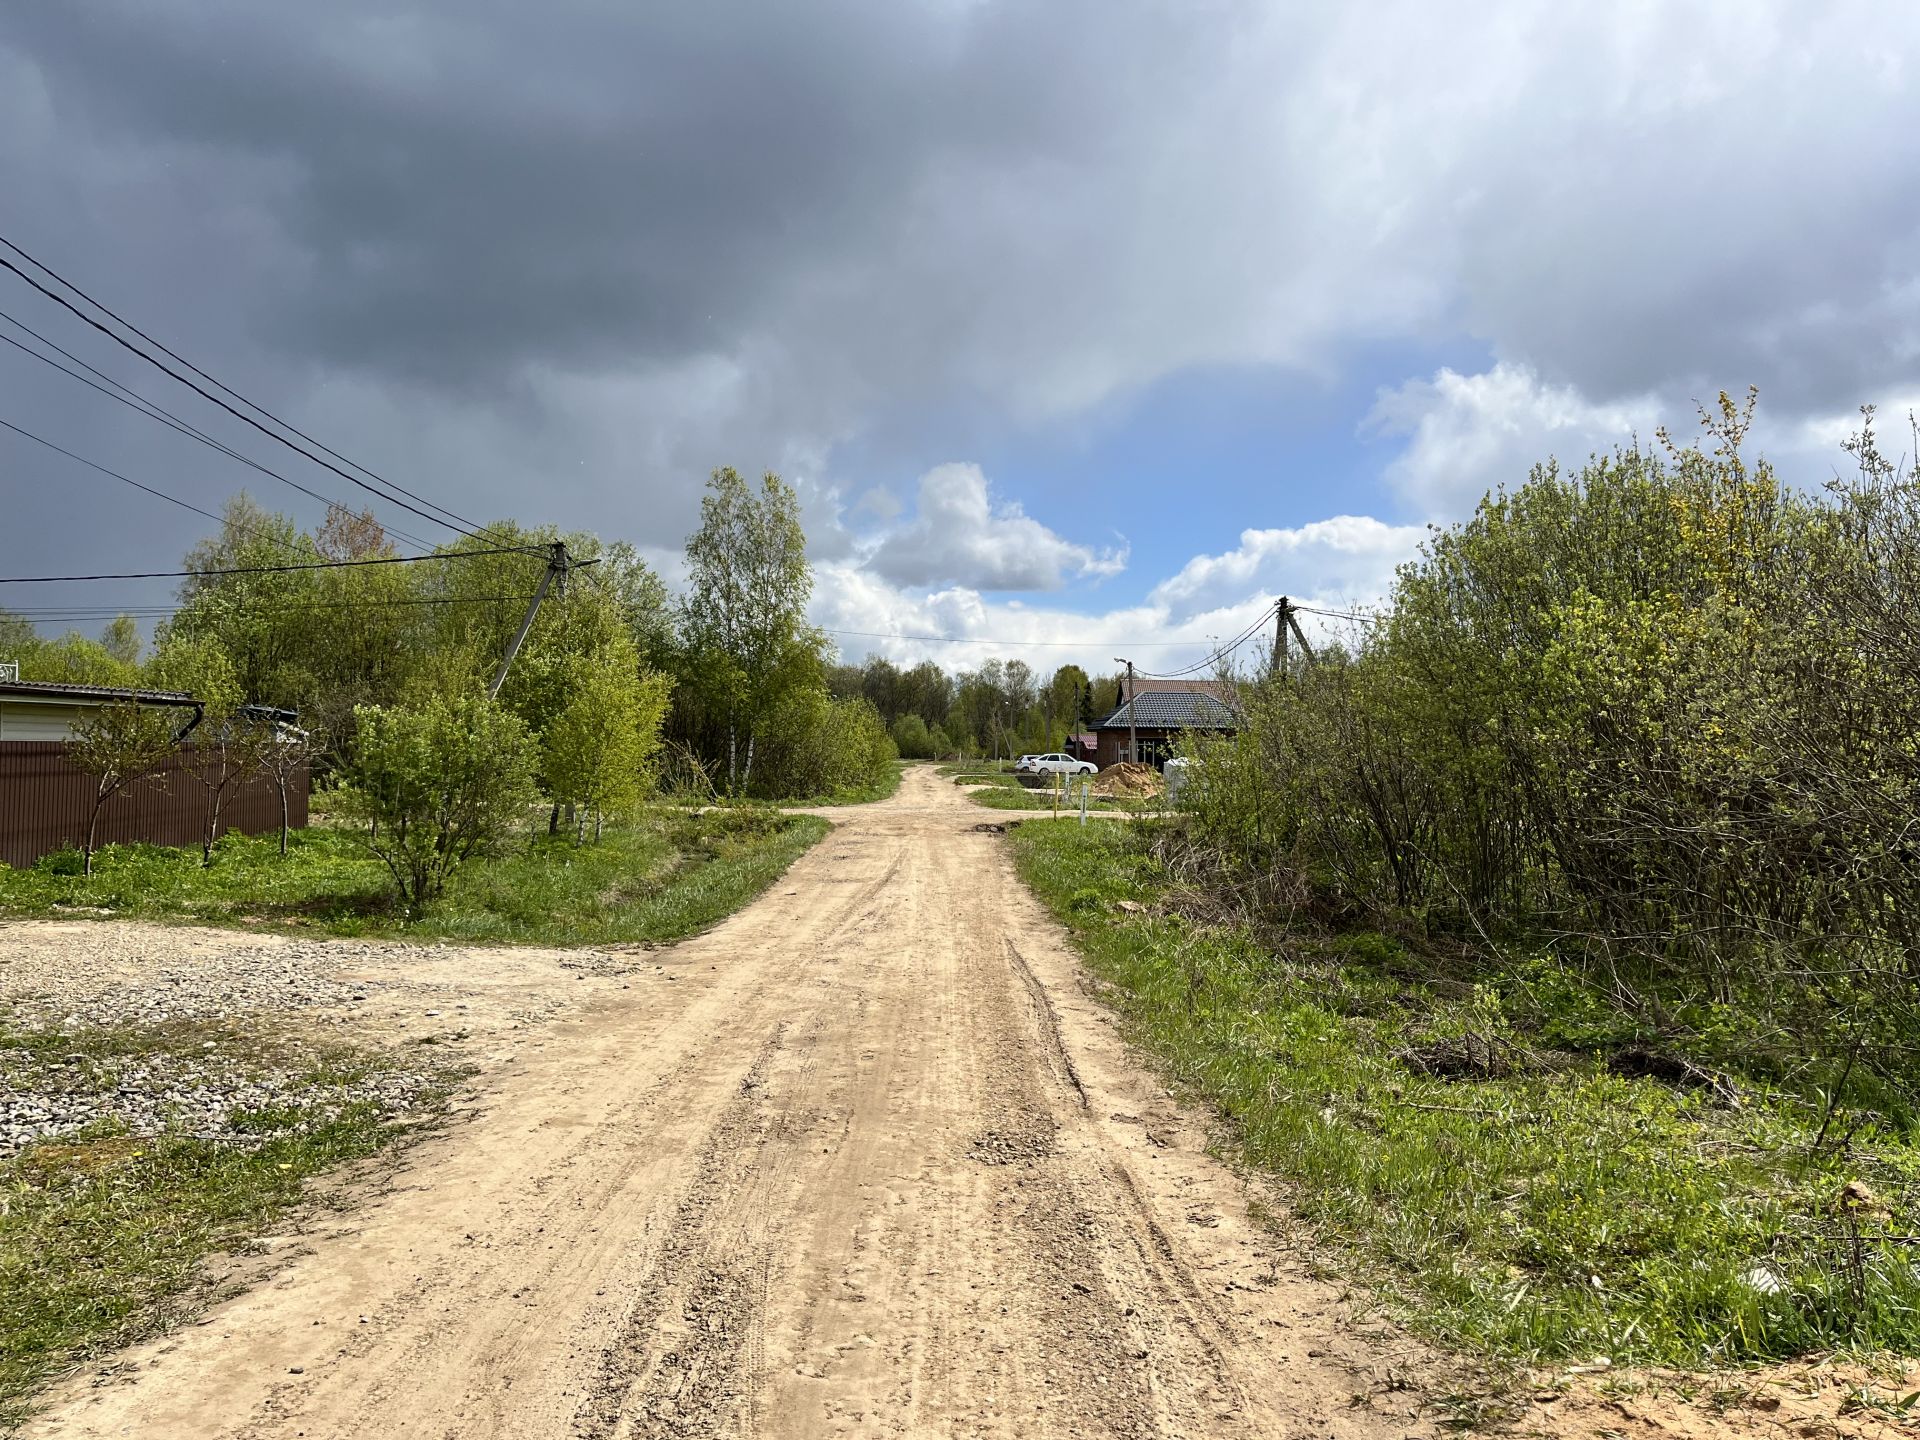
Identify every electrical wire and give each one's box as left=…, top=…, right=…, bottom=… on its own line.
left=0, top=414, right=421, bottom=580
left=4, top=594, right=534, bottom=623
left=1295, top=603, right=1382, bottom=623
left=818, top=625, right=1255, bottom=651
left=0, top=312, right=440, bottom=553
left=0, top=546, right=542, bottom=585
left=1140, top=602, right=1279, bottom=678
left=0, top=417, right=229, bottom=529
left=0, top=237, right=523, bottom=549
left=0, top=233, right=531, bottom=553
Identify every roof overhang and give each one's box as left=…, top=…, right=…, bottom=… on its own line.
left=0, top=683, right=199, bottom=708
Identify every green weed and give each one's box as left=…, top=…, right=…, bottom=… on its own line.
left=793, top=760, right=906, bottom=807
left=0, top=1020, right=451, bottom=1428
left=0, top=808, right=830, bottom=948
left=1010, top=818, right=1920, bottom=1370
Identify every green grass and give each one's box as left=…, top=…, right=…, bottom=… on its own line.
left=0, top=807, right=831, bottom=948
left=1010, top=817, right=1920, bottom=1371
left=958, top=774, right=1153, bottom=813
left=952, top=770, right=1028, bottom=789
left=0, top=1017, right=450, bottom=1427
left=966, top=785, right=1100, bottom=812
left=791, top=760, right=906, bottom=807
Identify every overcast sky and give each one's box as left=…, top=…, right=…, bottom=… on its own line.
left=3, top=1, right=1918, bottom=674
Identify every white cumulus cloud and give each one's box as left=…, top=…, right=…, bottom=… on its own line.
left=864, top=463, right=1127, bottom=592
left=1367, top=363, right=1658, bottom=518
left=1149, top=516, right=1427, bottom=620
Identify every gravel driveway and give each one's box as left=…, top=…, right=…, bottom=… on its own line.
left=0, top=919, right=661, bottom=1157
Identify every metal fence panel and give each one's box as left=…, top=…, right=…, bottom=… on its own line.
left=0, top=742, right=308, bottom=869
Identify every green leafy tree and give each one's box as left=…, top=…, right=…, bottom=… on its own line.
left=99, top=615, right=142, bottom=667
left=149, top=635, right=270, bottom=866
left=750, top=691, right=894, bottom=799
left=677, top=467, right=822, bottom=793
left=889, top=713, right=933, bottom=759
left=0, top=607, right=33, bottom=657
left=11, top=632, right=139, bottom=687
left=167, top=493, right=321, bottom=707
left=66, top=699, right=182, bottom=875
left=339, top=695, right=539, bottom=907
left=1044, top=664, right=1090, bottom=746
left=542, top=644, right=672, bottom=842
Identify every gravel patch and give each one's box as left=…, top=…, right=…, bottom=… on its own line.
left=0, top=1043, right=444, bottom=1158
left=0, top=921, right=652, bottom=1162
left=3, top=935, right=447, bottom=1026
left=0, top=924, right=651, bottom=1037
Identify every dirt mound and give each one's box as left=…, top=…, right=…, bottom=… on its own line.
left=1092, top=762, right=1162, bottom=797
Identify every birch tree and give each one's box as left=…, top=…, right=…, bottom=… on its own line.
left=679, top=468, right=819, bottom=793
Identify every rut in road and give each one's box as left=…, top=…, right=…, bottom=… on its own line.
left=24, top=767, right=1441, bottom=1439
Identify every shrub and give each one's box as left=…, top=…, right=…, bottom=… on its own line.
left=1186, top=396, right=1920, bottom=1104
left=748, top=689, right=896, bottom=799
left=890, top=713, right=934, bottom=758
left=541, top=648, right=673, bottom=842
left=337, top=695, right=539, bottom=907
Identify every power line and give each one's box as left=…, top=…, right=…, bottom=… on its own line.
left=0, top=413, right=447, bottom=573
left=3, top=594, right=536, bottom=622
left=818, top=625, right=1259, bottom=651
left=0, top=417, right=229, bottom=529
left=0, top=233, right=528, bottom=553
left=0, top=547, right=539, bottom=586
left=0, top=310, right=440, bottom=553
left=0, top=237, right=517, bottom=548
left=1295, top=603, right=1382, bottom=624
left=1137, top=600, right=1383, bottom=680
left=1141, top=602, right=1279, bottom=678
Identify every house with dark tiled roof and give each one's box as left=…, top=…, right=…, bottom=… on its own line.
left=1092, top=684, right=1236, bottom=769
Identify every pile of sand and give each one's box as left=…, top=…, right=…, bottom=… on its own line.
left=1092, top=762, right=1162, bottom=797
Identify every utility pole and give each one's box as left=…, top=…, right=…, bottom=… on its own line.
left=1114, top=656, right=1137, bottom=765
left=488, top=541, right=598, bottom=699
left=1272, top=596, right=1314, bottom=680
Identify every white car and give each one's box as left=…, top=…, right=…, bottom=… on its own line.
left=1016, top=752, right=1098, bottom=777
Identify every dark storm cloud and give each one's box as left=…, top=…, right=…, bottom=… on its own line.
left=1, top=1, right=1114, bottom=387
left=3, top=0, right=1920, bottom=625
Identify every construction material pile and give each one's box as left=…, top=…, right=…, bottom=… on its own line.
left=1092, top=762, right=1162, bottom=797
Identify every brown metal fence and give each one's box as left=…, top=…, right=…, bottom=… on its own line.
left=0, top=742, right=308, bottom=870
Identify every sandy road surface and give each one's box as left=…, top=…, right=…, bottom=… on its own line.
left=43, top=769, right=1879, bottom=1438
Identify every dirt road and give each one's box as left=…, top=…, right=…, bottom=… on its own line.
left=25, top=767, right=1441, bottom=1438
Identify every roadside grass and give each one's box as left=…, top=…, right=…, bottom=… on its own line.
left=792, top=759, right=906, bottom=807
left=0, top=1016, right=451, bottom=1428
left=952, top=771, right=1028, bottom=789
left=936, top=760, right=1015, bottom=776
left=0, top=807, right=831, bottom=948
left=961, top=776, right=1154, bottom=814
left=1010, top=817, right=1920, bottom=1371
left=967, top=786, right=1118, bottom=813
